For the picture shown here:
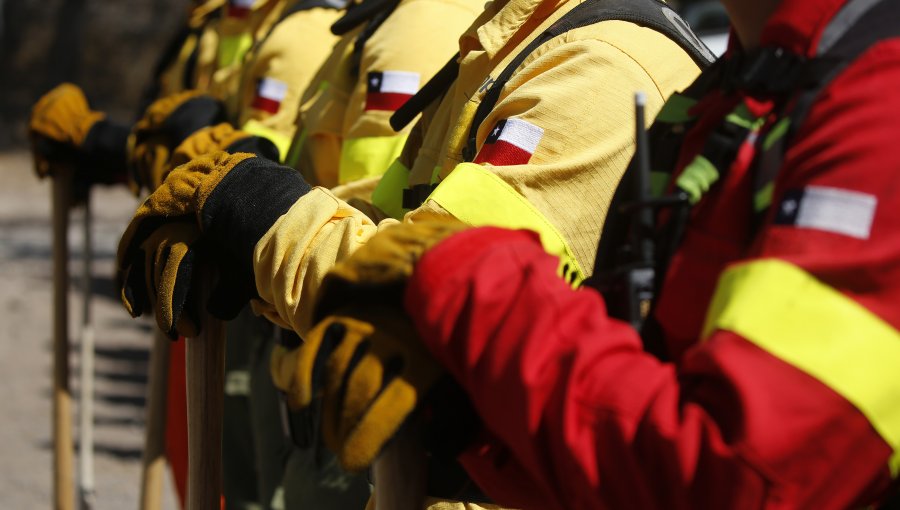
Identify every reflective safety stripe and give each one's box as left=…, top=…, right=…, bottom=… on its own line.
left=241, top=119, right=292, bottom=162
left=654, top=93, right=697, bottom=124
left=677, top=155, right=719, bottom=204
left=763, top=118, right=791, bottom=152
left=338, top=134, right=408, bottom=185
left=428, top=162, right=584, bottom=287
left=370, top=159, right=411, bottom=220
left=702, top=259, right=900, bottom=475
left=218, top=33, right=254, bottom=69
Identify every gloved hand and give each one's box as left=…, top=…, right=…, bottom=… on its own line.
left=128, top=90, right=226, bottom=193
left=270, top=218, right=469, bottom=471
left=272, top=305, right=442, bottom=472
left=170, top=122, right=282, bottom=172
left=29, top=83, right=130, bottom=184
left=116, top=151, right=311, bottom=338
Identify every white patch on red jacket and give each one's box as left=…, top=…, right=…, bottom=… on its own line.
left=365, top=71, right=420, bottom=111
left=775, top=185, right=877, bottom=240
left=252, top=77, right=288, bottom=114
left=228, top=0, right=254, bottom=18
left=474, top=118, right=544, bottom=166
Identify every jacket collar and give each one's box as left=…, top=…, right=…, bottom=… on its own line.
left=459, top=0, right=568, bottom=59
left=760, top=0, right=849, bottom=56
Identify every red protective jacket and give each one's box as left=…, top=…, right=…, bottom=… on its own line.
left=403, top=0, right=900, bottom=508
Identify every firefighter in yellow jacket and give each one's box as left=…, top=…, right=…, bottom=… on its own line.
left=115, top=0, right=709, bottom=506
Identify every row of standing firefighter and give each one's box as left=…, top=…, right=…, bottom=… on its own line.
left=26, top=0, right=900, bottom=508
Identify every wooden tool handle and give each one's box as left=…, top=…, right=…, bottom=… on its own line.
left=373, top=421, right=427, bottom=510
left=139, top=330, right=171, bottom=510
left=185, top=272, right=225, bottom=510
left=52, top=170, right=75, bottom=510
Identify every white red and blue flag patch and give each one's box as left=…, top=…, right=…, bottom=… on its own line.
left=474, top=118, right=544, bottom=166
left=252, top=77, right=288, bottom=114
left=365, top=71, right=420, bottom=111
left=775, top=186, right=877, bottom=239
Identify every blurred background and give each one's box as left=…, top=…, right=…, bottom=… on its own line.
left=0, top=0, right=187, bottom=148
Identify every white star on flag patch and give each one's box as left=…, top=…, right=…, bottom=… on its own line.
left=365, top=71, right=420, bottom=111
left=228, top=0, right=254, bottom=18
left=474, top=118, right=544, bottom=166
left=252, top=77, right=288, bottom=114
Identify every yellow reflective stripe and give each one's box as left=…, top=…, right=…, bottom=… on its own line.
left=677, top=155, right=719, bottom=204
left=338, top=135, right=408, bottom=185
left=370, top=159, right=411, bottom=220
left=218, top=33, right=253, bottom=69
left=763, top=118, right=791, bottom=152
left=428, top=162, right=584, bottom=287
left=241, top=119, right=292, bottom=163
left=703, top=259, right=900, bottom=475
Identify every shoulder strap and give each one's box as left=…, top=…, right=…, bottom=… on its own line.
left=391, top=0, right=715, bottom=136
left=330, top=0, right=398, bottom=34
left=753, top=0, right=900, bottom=216
left=461, top=0, right=715, bottom=161
left=389, top=54, right=460, bottom=131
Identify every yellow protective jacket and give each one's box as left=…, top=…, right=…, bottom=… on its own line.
left=251, top=0, right=700, bottom=334
left=234, top=3, right=343, bottom=158
left=289, top=0, right=483, bottom=189
left=155, top=0, right=226, bottom=98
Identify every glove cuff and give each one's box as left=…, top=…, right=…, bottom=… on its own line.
left=163, top=95, right=227, bottom=148
left=80, top=119, right=131, bottom=184
left=201, top=156, right=312, bottom=293
left=225, top=135, right=281, bottom=161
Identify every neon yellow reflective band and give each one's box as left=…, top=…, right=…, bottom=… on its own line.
left=677, top=155, right=719, bottom=204
left=218, top=33, right=253, bottom=69
left=725, top=103, right=765, bottom=131
left=241, top=119, right=292, bottom=163
left=703, top=259, right=900, bottom=475
left=428, top=162, right=584, bottom=287
left=370, top=159, right=411, bottom=220
left=763, top=118, right=791, bottom=152
left=655, top=93, right=697, bottom=124
left=338, top=135, right=408, bottom=185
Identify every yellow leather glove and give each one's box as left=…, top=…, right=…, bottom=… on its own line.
left=117, top=151, right=311, bottom=337
left=271, top=218, right=469, bottom=471
left=28, top=83, right=105, bottom=177
left=272, top=306, right=442, bottom=472
left=129, top=90, right=226, bottom=193
left=169, top=122, right=251, bottom=170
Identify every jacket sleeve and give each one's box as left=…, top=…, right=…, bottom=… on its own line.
left=250, top=187, right=399, bottom=335
left=402, top=43, right=900, bottom=510
left=237, top=7, right=342, bottom=160
left=337, top=0, right=482, bottom=185
left=418, top=22, right=700, bottom=273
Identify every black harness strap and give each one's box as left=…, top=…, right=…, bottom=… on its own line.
left=461, top=0, right=715, bottom=162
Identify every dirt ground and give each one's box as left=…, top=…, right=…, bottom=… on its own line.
left=0, top=150, right=179, bottom=509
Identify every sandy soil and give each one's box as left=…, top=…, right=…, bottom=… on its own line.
left=0, top=150, right=179, bottom=509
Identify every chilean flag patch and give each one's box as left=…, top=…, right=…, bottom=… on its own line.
left=251, top=77, right=288, bottom=114
left=365, top=71, right=420, bottom=111
left=474, top=118, right=544, bottom=166
left=228, top=0, right=254, bottom=18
